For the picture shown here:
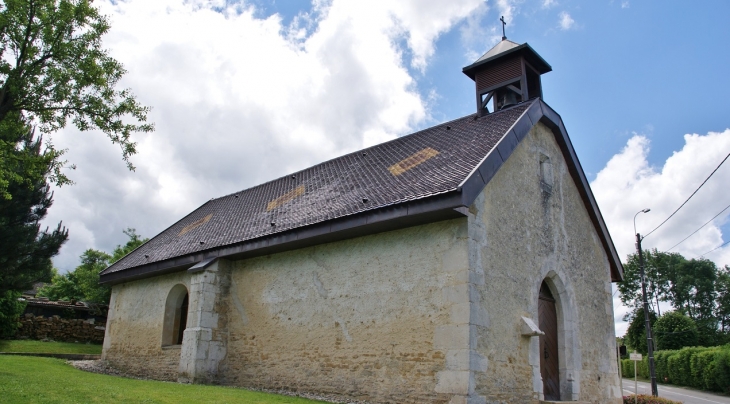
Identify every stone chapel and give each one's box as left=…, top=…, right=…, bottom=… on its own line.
left=100, top=38, right=624, bottom=403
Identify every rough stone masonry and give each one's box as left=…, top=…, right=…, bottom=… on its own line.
left=102, top=123, right=621, bottom=403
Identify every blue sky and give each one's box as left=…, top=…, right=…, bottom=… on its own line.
left=416, top=1, right=730, bottom=179
left=43, top=0, right=730, bottom=336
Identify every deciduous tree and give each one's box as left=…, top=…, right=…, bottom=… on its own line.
left=624, top=307, right=657, bottom=355
left=618, top=249, right=686, bottom=315
left=38, top=228, right=148, bottom=304
left=715, top=266, right=730, bottom=336
left=620, top=250, right=728, bottom=346
left=0, top=0, right=153, bottom=199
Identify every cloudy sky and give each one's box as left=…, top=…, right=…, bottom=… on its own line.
left=42, top=0, right=730, bottom=336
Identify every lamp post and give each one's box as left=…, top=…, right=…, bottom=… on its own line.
left=633, top=208, right=658, bottom=397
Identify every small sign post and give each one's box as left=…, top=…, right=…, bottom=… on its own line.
left=629, top=351, right=643, bottom=404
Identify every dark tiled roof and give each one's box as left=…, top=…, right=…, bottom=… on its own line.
left=101, top=101, right=533, bottom=276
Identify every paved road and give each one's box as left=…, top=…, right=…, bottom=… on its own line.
left=622, top=379, right=730, bottom=404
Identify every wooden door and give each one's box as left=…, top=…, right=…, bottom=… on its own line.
left=539, top=281, right=560, bottom=401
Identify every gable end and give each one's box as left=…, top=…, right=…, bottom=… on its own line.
left=457, top=99, right=624, bottom=281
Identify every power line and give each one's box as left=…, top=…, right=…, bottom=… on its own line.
left=653, top=330, right=695, bottom=335
left=666, top=201, right=730, bottom=251
left=644, top=151, right=730, bottom=239
left=699, top=239, right=730, bottom=258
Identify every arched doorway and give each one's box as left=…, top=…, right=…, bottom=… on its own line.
left=539, top=280, right=560, bottom=400
left=162, top=284, right=189, bottom=346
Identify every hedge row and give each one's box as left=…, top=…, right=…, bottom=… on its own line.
left=621, top=344, right=730, bottom=394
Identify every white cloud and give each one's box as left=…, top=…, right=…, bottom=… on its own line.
left=591, top=129, right=730, bottom=336
left=542, top=0, right=557, bottom=8
left=378, top=0, right=485, bottom=71
left=460, top=2, right=491, bottom=48
left=495, top=0, right=517, bottom=24
left=621, top=1, right=630, bottom=9
left=558, top=11, right=575, bottom=30
left=461, top=0, right=521, bottom=64
left=42, top=0, right=485, bottom=271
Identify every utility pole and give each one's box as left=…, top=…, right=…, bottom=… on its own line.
left=635, top=232, right=658, bottom=396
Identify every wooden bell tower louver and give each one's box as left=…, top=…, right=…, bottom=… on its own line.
left=463, top=39, right=552, bottom=116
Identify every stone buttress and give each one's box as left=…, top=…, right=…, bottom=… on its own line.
left=178, top=258, right=230, bottom=384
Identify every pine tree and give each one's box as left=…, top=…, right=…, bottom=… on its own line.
left=0, top=119, right=68, bottom=296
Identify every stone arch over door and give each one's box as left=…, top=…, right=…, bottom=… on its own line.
left=538, top=270, right=581, bottom=401
left=162, top=284, right=189, bottom=346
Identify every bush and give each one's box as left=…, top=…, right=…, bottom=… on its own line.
left=0, top=290, right=26, bottom=338
left=653, top=350, right=674, bottom=383
left=691, top=350, right=714, bottom=388
left=622, top=357, right=650, bottom=379
left=654, top=311, right=698, bottom=350
left=623, top=395, right=681, bottom=404
left=640, top=345, right=730, bottom=394
left=637, top=357, right=650, bottom=379
left=700, top=347, right=730, bottom=393
left=677, top=347, right=703, bottom=387
left=621, top=359, right=634, bottom=378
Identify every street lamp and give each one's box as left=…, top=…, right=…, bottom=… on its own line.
left=633, top=208, right=658, bottom=397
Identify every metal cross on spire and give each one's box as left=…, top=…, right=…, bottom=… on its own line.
left=500, top=16, right=507, bottom=40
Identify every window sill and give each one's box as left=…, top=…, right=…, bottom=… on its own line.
left=161, top=344, right=182, bottom=350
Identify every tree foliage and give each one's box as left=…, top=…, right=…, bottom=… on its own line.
left=617, top=249, right=685, bottom=314
left=625, top=307, right=657, bottom=355
left=670, top=259, right=717, bottom=324
left=0, top=0, right=153, bottom=198
left=715, top=266, right=730, bottom=334
left=0, top=120, right=67, bottom=297
left=654, top=311, right=698, bottom=351
left=38, top=228, right=148, bottom=304
left=619, top=249, right=727, bottom=346
left=0, top=290, right=26, bottom=338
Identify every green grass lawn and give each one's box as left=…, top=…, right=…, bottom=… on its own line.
left=0, top=339, right=102, bottom=354
left=0, top=355, right=327, bottom=403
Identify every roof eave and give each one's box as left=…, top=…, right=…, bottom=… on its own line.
left=462, top=43, right=553, bottom=80
left=99, top=191, right=470, bottom=285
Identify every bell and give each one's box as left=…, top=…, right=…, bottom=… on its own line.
left=498, top=89, right=520, bottom=110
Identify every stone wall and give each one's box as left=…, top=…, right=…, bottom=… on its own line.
left=103, top=220, right=467, bottom=402
left=16, top=314, right=106, bottom=344
left=102, top=271, right=191, bottom=381
left=100, top=121, right=622, bottom=403
left=467, top=122, right=621, bottom=404
left=223, top=220, right=467, bottom=404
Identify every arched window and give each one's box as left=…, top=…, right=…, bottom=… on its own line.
left=162, top=284, right=189, bottom=346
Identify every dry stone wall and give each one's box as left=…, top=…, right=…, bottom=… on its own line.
left=16, top=314, right=105, bottom=343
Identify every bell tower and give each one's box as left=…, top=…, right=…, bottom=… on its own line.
left=463, top=32, right=552, bottom=116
